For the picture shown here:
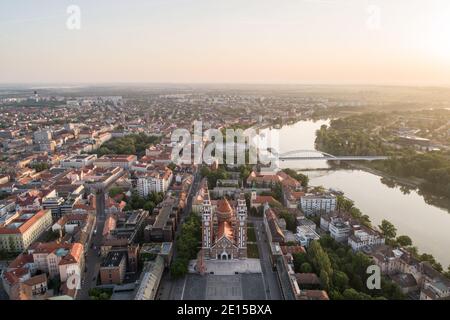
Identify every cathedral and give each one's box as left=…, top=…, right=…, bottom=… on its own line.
left=201, top=195, right=248, bottom=260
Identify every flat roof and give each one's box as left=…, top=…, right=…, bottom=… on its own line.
left=153, top=205, right=173, bottom=229
left=101, top=251, right=126, bottom=268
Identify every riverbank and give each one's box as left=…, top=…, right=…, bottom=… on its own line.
left=259, top=118, right=450, bottom=266
left=346, top=162, right=423, bottom=189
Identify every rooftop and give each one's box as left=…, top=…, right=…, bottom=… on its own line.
left=101, top=251, right=126, bottom=268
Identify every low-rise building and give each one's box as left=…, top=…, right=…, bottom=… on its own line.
left=328, top=218, right=352, bottom=243
left=144, top=198, right=178, bottom=242
left=94, top=154, right=137, bottom=169
left=60, top=154, right=97, bottom=168
left=134, top=255, right=165, bottom=300
left=263, top=205, right=285, bottom=243
left=295, top=225, right=320, bottom=247
left=348, top=227, right=385, bottom=252
left=100, top=251, right=127, bottom=285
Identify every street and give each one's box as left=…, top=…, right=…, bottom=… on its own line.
left=250, top=217, right=283, bottom=300
left=76, top=191, right=107, bottom=300
left=157, top=170, right=201, bottom=300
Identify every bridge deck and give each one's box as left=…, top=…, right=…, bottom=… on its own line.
left=279, top=156, right=388, bottom=161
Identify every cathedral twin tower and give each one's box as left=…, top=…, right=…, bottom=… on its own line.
left=201, top=193, right=248, bottom=260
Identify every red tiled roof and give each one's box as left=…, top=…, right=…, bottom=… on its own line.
left=217, top=198, right=233, bottom=214
left=217, top=221, right=234, bottom=241
left=0, top=210, right=50, bottom=235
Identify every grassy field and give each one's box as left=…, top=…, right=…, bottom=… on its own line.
left=247, top=226, right=257, bottom=242
left=247, top=243, right=260, bottom=259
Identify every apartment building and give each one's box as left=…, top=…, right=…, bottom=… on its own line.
left=136, top=167, right=173, bottom=197
left=0, top=209, right=52, bottom=252
left=29, top=242, right=84, bottom=282
left=300, top=193, right=336, bottom=216
left=348, top=228, right=385, bottom=252
left=100, top=251, right=127, bottom=285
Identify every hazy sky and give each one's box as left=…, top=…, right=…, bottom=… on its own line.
left=1, top=0, right=450, bottom=85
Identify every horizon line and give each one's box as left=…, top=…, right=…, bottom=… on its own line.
left=1, top=82, right=450, bottom=89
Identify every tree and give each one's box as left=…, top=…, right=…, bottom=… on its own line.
left=378, top=219, right=397, bottom=239
left=320, top=270, right=331, bottom=290
left=143, top=201, right=155, bottom=212
left=396, top=235, right=412, bottom=247
left=333, top=271, right=349, bottom=291
left=342, top=288, right=372, bottom=300
left=445, top=265, right=450, bottom=279
left=300, top=262, right=313, bottom=273
left=308, top=241, right=333, bottom=276
left=292, top=252, right=309, bottom=273
left=170, top=258, right=188, bottom=278
left=337, top=195, right=354, bottom=212
left=109, top=187, right=124, bottom=198
left=279, top=210, right=296, bottom=233
left=31, top=162, right=50, bottom=172
left=282, top=168, right=309, bottom=187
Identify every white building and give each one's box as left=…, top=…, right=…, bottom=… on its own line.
left=295, top=225, right=320, bottom=247
left=328, top=218, right=352, bottom=243
left=348, top=228, right=385, bottom=251
left=136, top=168, right=173, bottom=197
left=300, top=194, right=336, bottom=216
left=61, top=154, right=97, bottom=168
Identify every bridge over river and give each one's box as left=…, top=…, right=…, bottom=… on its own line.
left=267, top=149, right=388, bottom=162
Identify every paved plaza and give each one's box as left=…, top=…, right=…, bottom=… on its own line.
left=188, top=258, right=262, bottom=275
left=173, top=273, right=266, bottom=300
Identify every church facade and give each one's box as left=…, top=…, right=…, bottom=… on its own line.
left=201, top=195, right=248, bottom=260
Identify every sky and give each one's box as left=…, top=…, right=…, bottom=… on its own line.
left=1, top=0, right=450, bottom=85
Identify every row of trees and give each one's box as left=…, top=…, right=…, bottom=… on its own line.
left=31, top=162, right=50, bottom=172
left=170, top=214, right=202, bottom=278
left=282, top=168, right=309, bottom=188
left=88, top=288, right=112, bottom=300
left=336, top=195, right=372, bottom=227
left=376, top=151, right=450, bottom=199
left=123, top=190, right=164, bottom=213
left=200, top=166, right=231, bottom=189
left=293, top=237, right=405, bottom=300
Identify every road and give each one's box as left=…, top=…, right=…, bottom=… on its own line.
left=157, top=170, right=201, bottom=300
left=250, top=217, right=283, bottom=300
left=77, top=191, right=107, bottom=300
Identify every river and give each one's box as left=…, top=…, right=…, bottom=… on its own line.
left=260, top=119, right=450, bottom=267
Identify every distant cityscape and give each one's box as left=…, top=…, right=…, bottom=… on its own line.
left=0, top=85, right=450, bottom=301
